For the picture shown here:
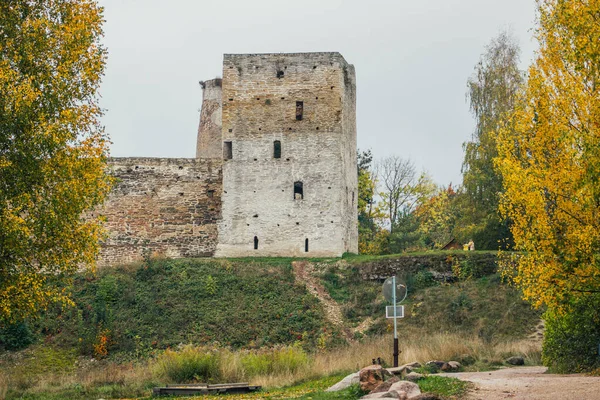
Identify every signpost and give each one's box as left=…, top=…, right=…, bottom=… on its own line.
left=382, top=277, right=407, bottom=367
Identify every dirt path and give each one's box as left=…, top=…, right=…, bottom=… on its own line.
left=440, top=366, right=600, bottom=399
left=291, top=261, right=354, bottom=342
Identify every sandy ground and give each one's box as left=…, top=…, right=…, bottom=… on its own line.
left=440, top=366, right=600, bottom=400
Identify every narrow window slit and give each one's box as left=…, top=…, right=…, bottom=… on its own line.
left=274, top=140, right=281, bottom=159
left=223, top=141, right=233, bottom=160
left=296, top=101, right=303, bottom=120
left=294, top=181, right=303, bottom=200
left=305, top=239, right=309, bottom=252
left=254, top=236, right=259, bottom=250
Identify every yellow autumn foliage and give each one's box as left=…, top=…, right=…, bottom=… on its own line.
left=496, top=0, right=600, bottom=311
left=0, top=1, right=112, bottom=323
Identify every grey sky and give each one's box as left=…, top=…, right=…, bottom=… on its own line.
left=99, top=0, right=537, bottom=186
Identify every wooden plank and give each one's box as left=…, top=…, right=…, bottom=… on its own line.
left=153, top=383, right=261, bottom=397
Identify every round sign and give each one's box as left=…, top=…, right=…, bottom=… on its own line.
left=382, top=277, right=407, bottom=304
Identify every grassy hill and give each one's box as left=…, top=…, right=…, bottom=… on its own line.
left=0, top=252, right=543, bottom=399
left=0, top=252, right=541, bottom=358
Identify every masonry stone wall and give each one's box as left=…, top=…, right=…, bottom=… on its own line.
left=97, top=158, right=222, bottom=267
left=215, top=52, right=358, bottom=257
left=97, top=52, right=358, bottom=266
left=196, top=79, right=223, bottom=158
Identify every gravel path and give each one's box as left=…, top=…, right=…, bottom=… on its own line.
left=440, top=366, right=600, bottom=399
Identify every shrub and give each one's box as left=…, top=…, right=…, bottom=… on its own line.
left=0, top=321, right=35, bottom=351
left=543, top=296, right=600, bottom=373
left=155, top=346, right=221, bottom=383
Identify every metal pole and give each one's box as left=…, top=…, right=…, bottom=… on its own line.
left=392, top=276, right=398, bottom=367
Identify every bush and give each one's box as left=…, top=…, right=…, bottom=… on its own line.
left=0, top=321, right=35, bottom=351
left=155, top=346, right=221, bottom=383
left=543, top=296, right=600, bottom=373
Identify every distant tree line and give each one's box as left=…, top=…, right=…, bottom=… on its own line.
left=358, top=0, right=600, bottom=373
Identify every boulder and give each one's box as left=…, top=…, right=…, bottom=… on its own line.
left=360, top=365, right=392, bottom=392
left=386, top=366, right=408, bottom=376
left=410, top=394, right=443, bottom=400
left=402, top=361, right=422, bottom=369
left=440, top=361, right=461, bottom=372
left=360, top=391, right=402, bottom=399
left=425, top=360, right=447, bottom=373
left=361, top=390, right=409, bottom=399
left=506, top=356, right=525, bottom=366
left=325, top=372, right=360, bottom=392
left=388, top=381, right=421, bottom=398
left=371, top=376, right=400, bottom=394
left=404, top=372, right=424, bottom=382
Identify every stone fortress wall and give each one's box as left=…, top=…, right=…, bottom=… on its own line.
left=97, top=158, right=222, bottom=266
left=216, top=53, right=358, bottom=257
left=98, top=52, right=357, bottom=266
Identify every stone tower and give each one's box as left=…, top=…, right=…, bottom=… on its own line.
left=213, top=52, right=358, bottom=257
left=196, top=79, right=223, bottom=158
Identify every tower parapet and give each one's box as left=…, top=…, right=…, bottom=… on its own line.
left=196, top=78, right=223, bottom=158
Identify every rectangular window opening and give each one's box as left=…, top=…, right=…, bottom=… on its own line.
left=254, top=236, right=259, bottom=250
left=296, top=101, right=303, bottom=121
left=274, top=140, right=281, bottom=159
left=305, top=238, right=309, bottom=253
left=223, top=141, right=232, bottom=160
left=294, top=181, right=303, bottom=200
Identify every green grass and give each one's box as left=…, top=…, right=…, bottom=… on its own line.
left=417, top=376, right=471, bottom=398
left=318, top=256, right=540, bottom=341
left=32, top=257, right=337, bottom=358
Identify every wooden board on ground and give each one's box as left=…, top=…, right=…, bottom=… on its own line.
left=153, top=382, right=261, bottom=396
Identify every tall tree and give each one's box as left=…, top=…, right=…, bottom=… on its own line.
left=378, top=156, right=434, bottom=233
left=0, top=0, right=111, bottom=324
left=460, top=31, right=524, bottom=249
left=357, top=149, right=385, bottom=254
left=496, top=0, right=600, bottom=311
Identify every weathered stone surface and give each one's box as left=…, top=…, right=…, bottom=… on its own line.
left=506, top=356, right=525, bottom=366
left=98, top=52, right=359, bottom=266
left=409, top=394, right=442, bottom=400
left=371, top=376, right=400, bottom=394
left=359, top=252, right=498, bottom=281
left=216, top=52, right=358, bottom=258
left=404, top=372, right=424, bottom=382
left=361, top=391, right=404, bottom=399
left=360, top=365, right=388, bottom=392
left=425, top=360, right=446, bottom=371
left=388, top=381, right=421, bottom=398
left=97, top=158, right=222, bottom=267
left=196, top=79, right=223, bottom=159
left=444, top=361, right=461, bottom=371
left=325, top=372, right=360, bottom=392
left=386, top=366, right=408, bottom=376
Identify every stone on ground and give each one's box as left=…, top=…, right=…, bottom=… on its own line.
left=388, top=381, right=421, bottom=398
left=325, top=372, right=360, bottom=392
left=404, top=372, right=424, bottom=382
left=359, top=365, right=393, bottom=392
left=370, top=376, right=400, bottom=394
left=409, top=394, right=442, bottom=400
left=441, top=361, right=461, bottom=371
left=506, top=356, right=525, bottom=366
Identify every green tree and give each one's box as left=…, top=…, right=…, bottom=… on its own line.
left=460, top=31, right=524, bottom=249
left=496, top=0, right=600, bottom=371
left=357, top=149, right=385, bottom=253
left=378, top=155, right=435, bottom=233
left=0, top=0, right=111, bottom=324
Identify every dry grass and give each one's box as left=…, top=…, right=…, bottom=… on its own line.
left=0, top=334, right=541, bottom=399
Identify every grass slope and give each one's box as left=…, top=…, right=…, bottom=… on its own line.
left=35, top=258, right=334, bottom=357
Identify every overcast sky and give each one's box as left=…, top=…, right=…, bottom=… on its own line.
left=99, top=0, right=537, bottom=186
